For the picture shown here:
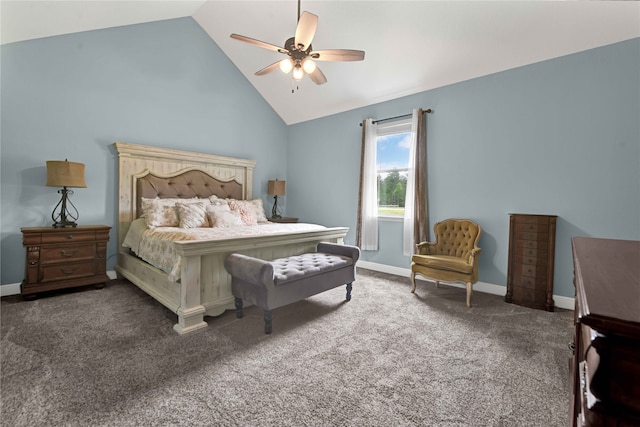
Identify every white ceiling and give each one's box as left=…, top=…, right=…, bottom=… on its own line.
left=2, top=1, right=639, bottom=125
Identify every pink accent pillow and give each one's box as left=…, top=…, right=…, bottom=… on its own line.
left=228, top=200, right=258, bottom=225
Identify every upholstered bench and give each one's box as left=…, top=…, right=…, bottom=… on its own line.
left=224, top=243, right=360, bottom=334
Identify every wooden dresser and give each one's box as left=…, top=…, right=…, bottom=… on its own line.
left=505, top=213, right=557, bottom=311
left=570, top=237, right=640, bottom=427
left=21, top=225, right=111, bottom=297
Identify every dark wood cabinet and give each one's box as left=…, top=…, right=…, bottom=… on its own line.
left=570, top=237, right=640, bottom=426
left=21, top=225, right=111, bottom=297
left=505, top=213, right=557, bottom=311
left=268, top=217, right=298, bottom=223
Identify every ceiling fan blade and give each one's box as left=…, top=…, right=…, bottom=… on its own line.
left=255, top=61, right=282, bottom=76
left=230, top=34, right=288, bottom=54
left=308, top=67, right=327, bottom=85
left=310, top=49, right=365, bottom=62
left=294, top=11, right=318, bottom=51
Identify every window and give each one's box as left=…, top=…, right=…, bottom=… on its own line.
left=376, top=118, right=412, bottom=217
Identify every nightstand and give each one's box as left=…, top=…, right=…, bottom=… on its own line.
left=21, top=225, right=111, bottom=298
left=268, top=217, right=298, bottom=223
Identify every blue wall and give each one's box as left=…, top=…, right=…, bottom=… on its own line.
left=1, top=18, right=287, bottom=285
left=287, top=38, right=640, bottom=298
left=2, top=18, right=638, bottom=300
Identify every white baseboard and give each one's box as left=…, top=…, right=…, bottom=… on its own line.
left=0, top=270, right=119, bottom=297
left=357, top=260, right=574, bottom=311
left=0, top=283, right=22, bottom=297
left=3, top=266, right=574, bottom=311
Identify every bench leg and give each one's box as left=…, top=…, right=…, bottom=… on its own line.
left=235, top=297, right=244, bottom=318
left=346, top=283, right=353, bottom=301
left=264, top=310, right=273, bottom=334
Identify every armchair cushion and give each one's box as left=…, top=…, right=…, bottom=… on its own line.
left=411, top=254, right=473, bottom=275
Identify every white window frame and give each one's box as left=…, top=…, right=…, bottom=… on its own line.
left=376, top=118, right=413, bottom=222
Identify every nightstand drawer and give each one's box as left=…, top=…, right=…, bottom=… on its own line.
left=40, top=260, right=96, bottom=282
left=41, top=231, right=96, bottom=244
left=41, top=244, right=95, bottom=264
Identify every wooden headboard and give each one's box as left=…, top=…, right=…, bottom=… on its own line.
left=114, top=142, right=256, bottom=248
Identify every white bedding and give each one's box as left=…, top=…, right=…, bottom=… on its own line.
left=123, top=218, right=327, bottom=281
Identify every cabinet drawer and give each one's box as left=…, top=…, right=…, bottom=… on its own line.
left=515, top=222, right=550, bottom=233
left=511, top=286, right=547, bottom=304
left=520, top=262, right=549, bottom=278
left=515, top=254, right=548, bottom=267
left=41, top=244, right=95, bottom=264
left=40, top=260, right=96, bottom=282
left=516, top=238, right=551, bottom=250
left=515, top=231, right=549, bottom=242
left=513, top=215, right=549, bottom=225
left=514, top=245, right=548, bottom=258
left=512, top=272, right=548, bottom=288
left=41, top=231, right=96, bottom=244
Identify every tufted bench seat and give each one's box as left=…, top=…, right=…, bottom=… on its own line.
left=224, top=243, right=360, bottom=334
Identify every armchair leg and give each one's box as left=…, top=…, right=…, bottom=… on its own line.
left=466, top=282, right=473, bottom=307
left=410, top=272, right=417, bottom=293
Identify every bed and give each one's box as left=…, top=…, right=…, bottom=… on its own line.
left=114, top=142, right=349, bottom=334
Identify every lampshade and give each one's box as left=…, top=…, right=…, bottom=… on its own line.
left=268, top=180, right=286, bottom=196
left=46, top=160, right=87, bottom=188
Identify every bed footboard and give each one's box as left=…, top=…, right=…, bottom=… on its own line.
left=117, top=227, right=349, bottom=334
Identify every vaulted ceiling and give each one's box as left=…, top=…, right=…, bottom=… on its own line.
left=2, top=1, right=639, bottom=125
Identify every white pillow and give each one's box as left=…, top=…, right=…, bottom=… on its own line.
left=251, top=198, right=269, bottom=223
left=176, top=201, right=209, bottom=228
left=208, top=195, right=229, bottom=206
left=207, top=204, right=243, bottom=228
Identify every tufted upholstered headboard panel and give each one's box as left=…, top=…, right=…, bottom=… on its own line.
left=135, top=170, right=243, bottom=218
left=114, top=142, right=256, bottom=249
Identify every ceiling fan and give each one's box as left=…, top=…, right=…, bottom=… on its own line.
left=230, top=0, right=365, bottom=88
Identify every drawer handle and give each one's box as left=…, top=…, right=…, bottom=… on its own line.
left=60, top=267, right=77, bottom=275
left=66, top=234, right=74, bottom=240
left=60, top=249, right=78, bottom=257
left=29, top=260, right=38, bottom=266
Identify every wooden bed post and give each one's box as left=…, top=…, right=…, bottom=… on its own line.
left=174, top=253, right=207, bottom=334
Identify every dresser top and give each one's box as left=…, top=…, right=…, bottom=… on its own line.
left=572, top=237, right=640, bottom=336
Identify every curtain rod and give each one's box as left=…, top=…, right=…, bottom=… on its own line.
left=359, top=108, right=432, bottom=126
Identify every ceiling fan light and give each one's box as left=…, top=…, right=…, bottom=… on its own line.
left=302, top=58, right=316, bottom=74
left=292, top=65, right=304, bottom=81
left=279, top=58, right=294, bottom=74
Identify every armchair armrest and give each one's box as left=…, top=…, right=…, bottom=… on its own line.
left=415, top=241, right=437, bottom=255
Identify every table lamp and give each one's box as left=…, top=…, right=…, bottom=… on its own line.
left=46, top=159, right=87, bottom=228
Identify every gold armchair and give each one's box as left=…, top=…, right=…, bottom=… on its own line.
left=410, top=218, right=482, bottom=307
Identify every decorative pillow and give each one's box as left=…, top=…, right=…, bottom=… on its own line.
left=228, top=199, right=259, bottom=226
left=207, top=204, right=243, bottom=228
left=176, top=201, right=209, bottom=228
left=208, top=195, right=229, bottom=206
left=251, top=198, right=269, bottom=223
left=141, top=197, right=203, bottom=228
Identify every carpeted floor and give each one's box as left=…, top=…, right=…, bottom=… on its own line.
left=1, top=269, right=573, bottom=426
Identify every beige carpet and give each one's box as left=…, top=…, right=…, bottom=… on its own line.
left=1, top=269, right=573, bottom=426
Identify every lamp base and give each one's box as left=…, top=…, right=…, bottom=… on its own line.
left=52, top=220, right=78, bottom=228
left=271, top=195, right=282, bottom=219
left=51, top=187, right=80, bottom=228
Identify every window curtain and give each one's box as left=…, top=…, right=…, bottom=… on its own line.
left=403, top=109, right=429, bottom=255
left=356, top=118, right=379, bottom=250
